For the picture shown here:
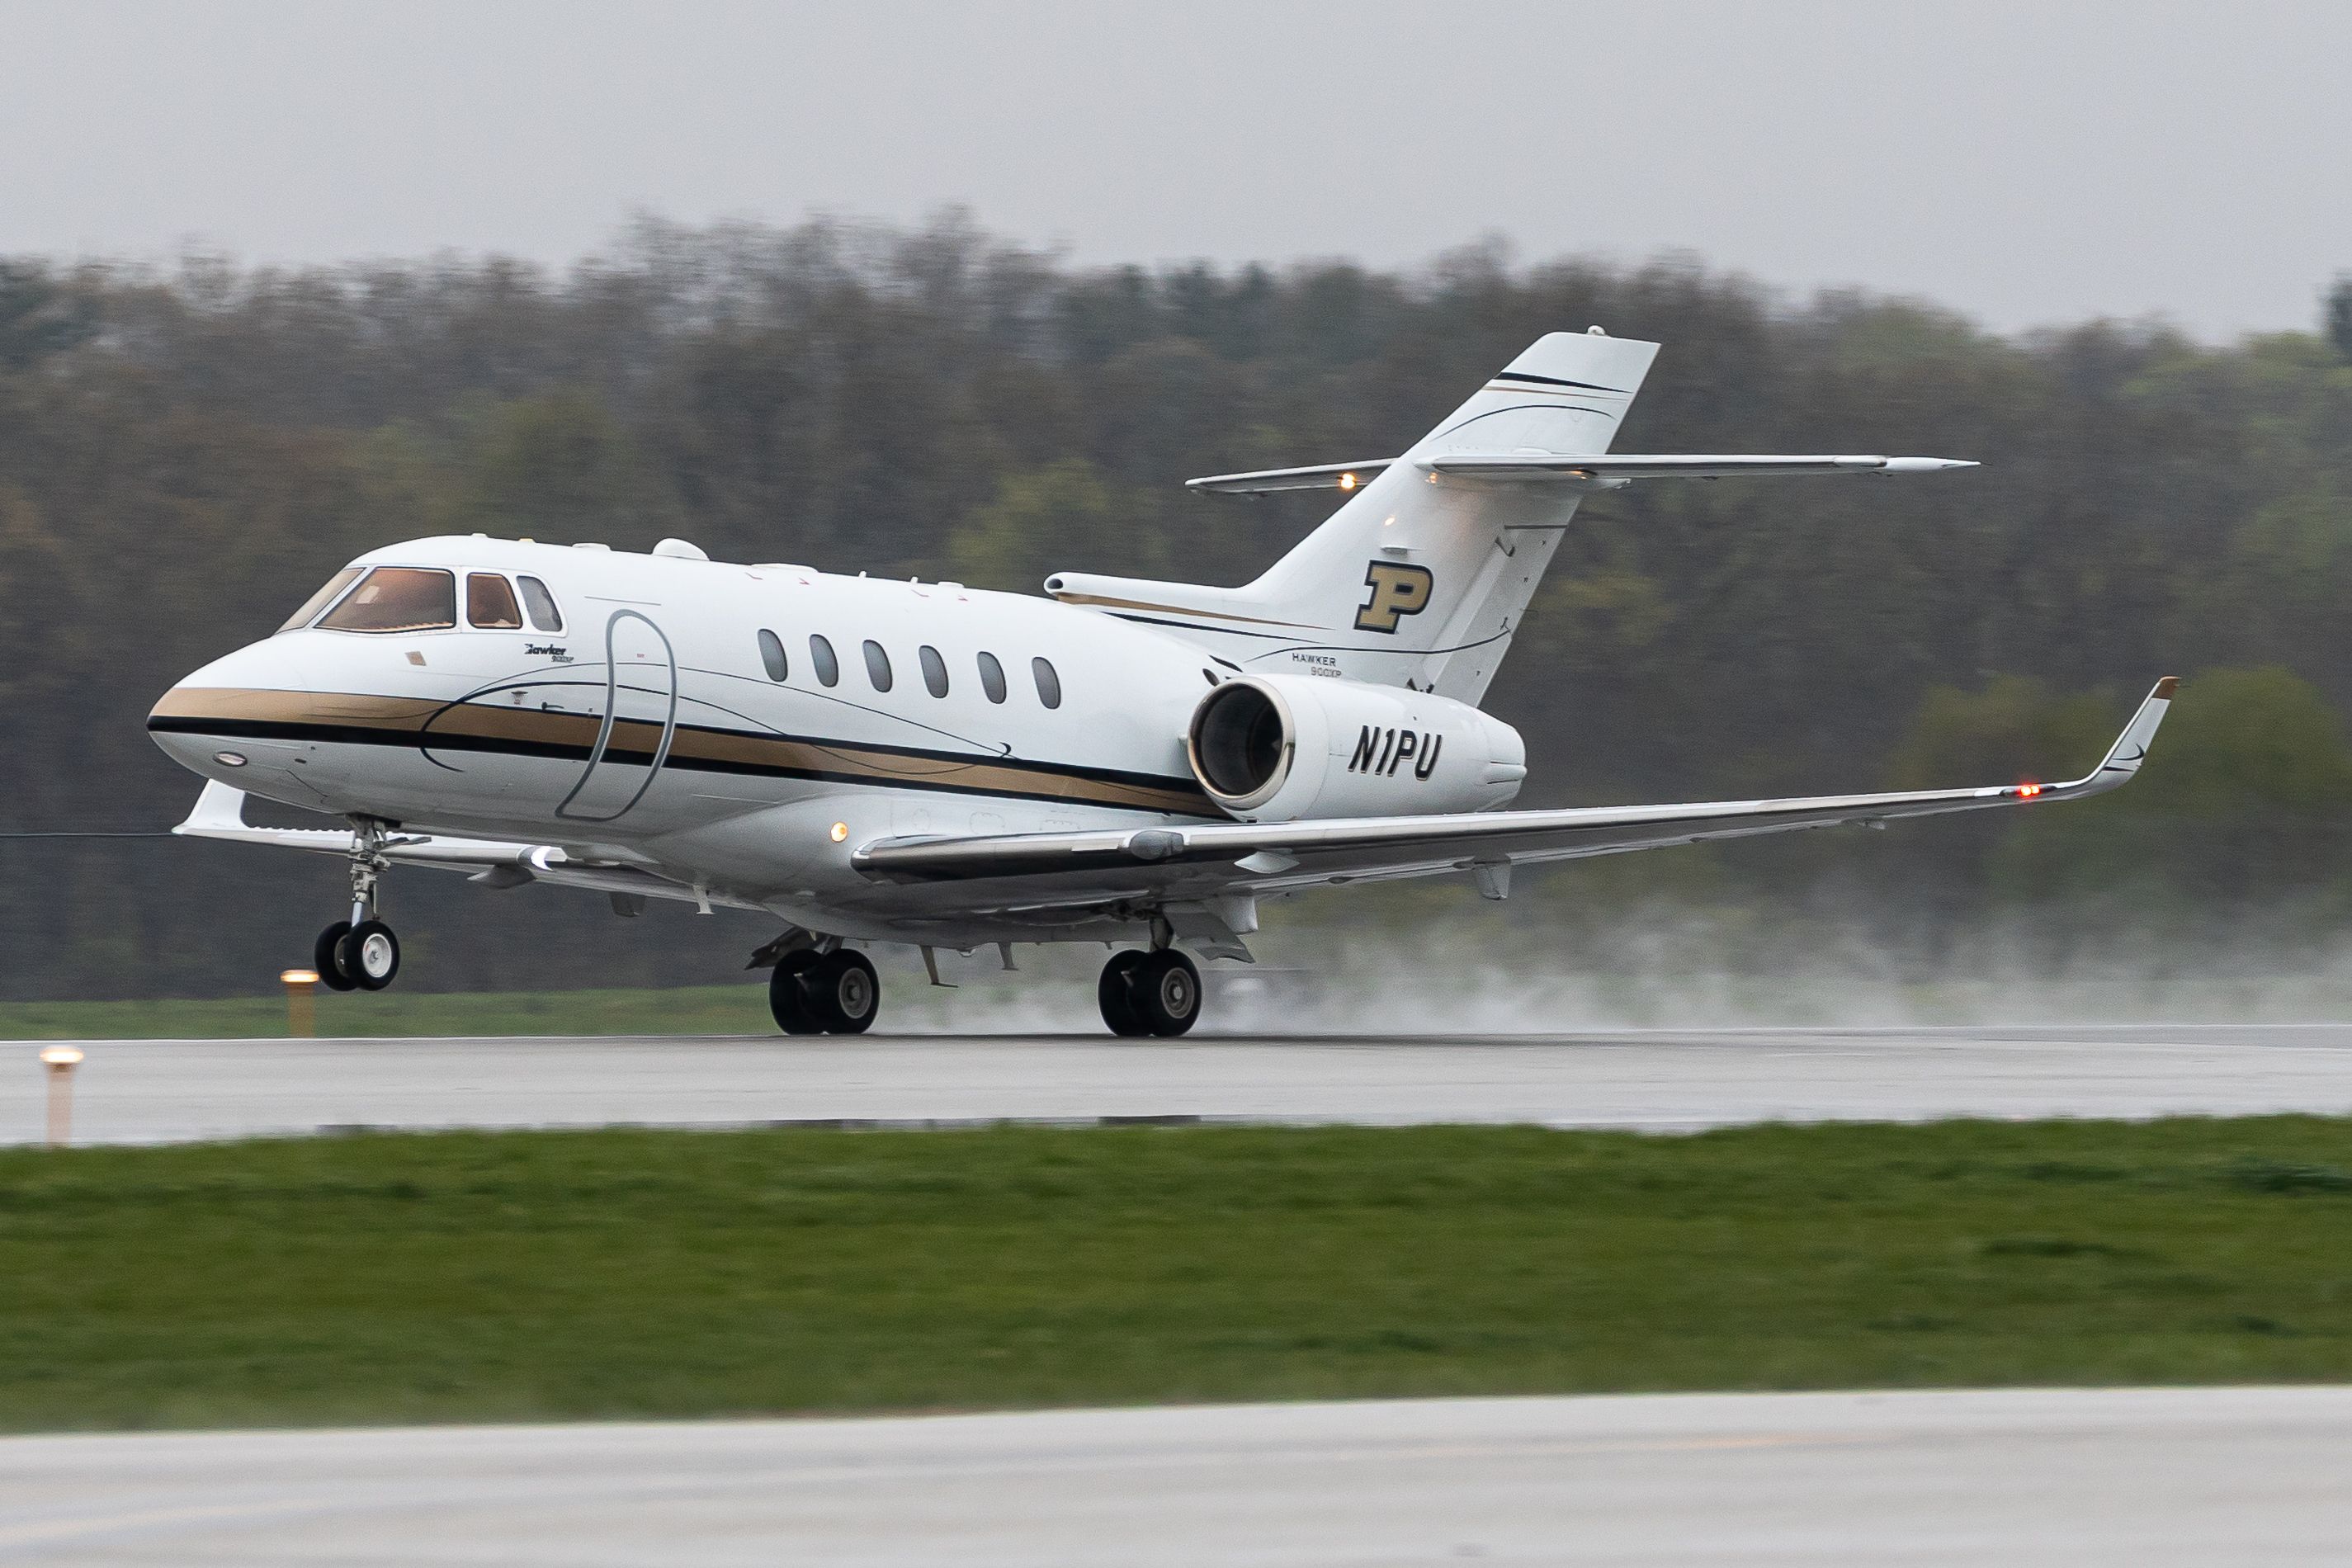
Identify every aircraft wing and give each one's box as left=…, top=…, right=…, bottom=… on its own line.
left=170, top=782, right=758, bottom=910
left=854, top=678, right=2175, bottom=891
left=1186, top=454, right=1973, bottom=494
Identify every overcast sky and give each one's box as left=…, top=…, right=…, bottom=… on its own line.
left=2, top=1, right=2345, bottom=338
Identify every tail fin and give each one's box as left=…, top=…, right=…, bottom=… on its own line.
left=1048, top=331, right=1659, bottom=705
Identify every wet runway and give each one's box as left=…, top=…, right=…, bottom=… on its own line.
left=2, top=1388, right=2345, bottom=1565
left=10, top=1023, right=2352, bottom=1145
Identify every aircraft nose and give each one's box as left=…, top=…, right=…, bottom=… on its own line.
left=147, top=639, right=302, bottom=780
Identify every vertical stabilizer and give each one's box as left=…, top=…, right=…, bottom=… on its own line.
left=1048, top=332, right=1657, bottom=706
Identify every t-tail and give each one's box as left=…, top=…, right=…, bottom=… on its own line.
left=1046, top=330, right=1972, bottom=706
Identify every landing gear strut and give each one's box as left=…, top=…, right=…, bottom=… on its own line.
left=769, top=946, right=880, bottom=1035
left=315, top=819, right=401, bottom=993
left=1098, top=947, right=1201, bottom=1037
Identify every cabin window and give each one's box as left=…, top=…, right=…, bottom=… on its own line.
left=517, top=575, right=564, bottom=632
left=919, top=645, right=949, bottom=698
left=1032, top=656, right=1063, bottom=710
left=810, top=634, right=839, bottom=687
left=466, top=573, right=523, bottom=629
left=757, top=629, right=788, bottom=682
left=278, top=566, right=363, bottom=633
left=863, top=640, right=893, bottom=692
left=977, top=651, right=1007, bottom=704
left=318, top=567, right=457, bottom=634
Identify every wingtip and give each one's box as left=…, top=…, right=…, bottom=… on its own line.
left=2154, top=676, right=2180, bottom=700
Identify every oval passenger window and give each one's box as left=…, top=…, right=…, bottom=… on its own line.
left=810, top=635, right=839, bottom=687
left=863, top=640, right=893, bottom=692
left=758, top=629, right=788, bottom=682
left=1032, top=656, right=1062, bottom=710
left=919, top=645, right=949, bottom=698
left=977, top=651, right=1007, bottom=704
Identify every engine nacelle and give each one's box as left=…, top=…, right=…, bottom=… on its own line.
left=1185, top=674, right=1528, bottom=822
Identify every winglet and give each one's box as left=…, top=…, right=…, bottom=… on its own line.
left=2066, top=677, right=2178, bottom=796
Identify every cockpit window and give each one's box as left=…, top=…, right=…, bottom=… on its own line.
left=278, top=567, right=364, bottom=633
left=517, top=575, right=564, bottom=633
left=317, top=567, right=457, bottom=633
left=466, top=574, right=523, bottom=629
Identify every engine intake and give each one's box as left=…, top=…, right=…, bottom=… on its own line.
left=1185, top=674, right=1526, bottom=822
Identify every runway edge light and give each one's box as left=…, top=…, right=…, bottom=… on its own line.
left=39, top=1046, right=83, bottom=1147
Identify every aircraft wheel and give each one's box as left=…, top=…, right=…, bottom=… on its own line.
left=1134, top=949, right=1202, bottom=1037
left=807, top=949, right=881, bottom=1035
left=314, top=921, right=358, bottom=992
left=768, top=949, right=823, bottom=1035
left=337, top=919, right=400, bottom=992
left=1098, top=951, right=1150, bottom=1037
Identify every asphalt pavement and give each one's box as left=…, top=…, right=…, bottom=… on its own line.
left=2, top=1388, right=2346, bottom=1565
left=10, top=1023, right=2352, bottom=1145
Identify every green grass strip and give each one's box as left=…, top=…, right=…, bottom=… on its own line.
left=5, top=1118, right=2352, bottom=1431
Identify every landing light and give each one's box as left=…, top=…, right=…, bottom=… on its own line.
left=1338, top=472, right=1357, bottom=490
left=829, top=821, right=849, bottom=843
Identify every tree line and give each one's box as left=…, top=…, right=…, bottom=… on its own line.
left=3, top=214, right=2350, bottom=999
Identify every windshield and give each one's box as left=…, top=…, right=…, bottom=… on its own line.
left=277, top=567, right=364, bottom=633
left=317, top=567, right=457, bottom=634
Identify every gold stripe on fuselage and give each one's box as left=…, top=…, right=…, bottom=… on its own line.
left=149, top=687, right=1212, bottom=815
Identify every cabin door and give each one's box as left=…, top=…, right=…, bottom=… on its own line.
left=555, top=608, right=679, bottom=823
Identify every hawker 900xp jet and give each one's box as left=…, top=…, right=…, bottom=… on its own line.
left=149, top=330, right=2175, bottom=1036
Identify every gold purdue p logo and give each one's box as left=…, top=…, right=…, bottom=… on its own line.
left=1353, top=562, right=1434, bottom=634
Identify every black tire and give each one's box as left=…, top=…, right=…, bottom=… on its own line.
left=805, top=949, right=880, bottom=1035
left=1098, top=950, right=1150, bottom=1037
left=337, top=919, right=400, bottom=991
left=1134, top=948, right=1202, bottom=1037
left=768, top=949, right=823, bottom=1035
left=314, top=921, right=357, bottom=992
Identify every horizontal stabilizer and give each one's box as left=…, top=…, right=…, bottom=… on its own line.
left=1186, top=460, right=1396, bottom=495
left=1428, top=453, right=1978, bottom=481
left=1188, top=453, right=1974, bottom=494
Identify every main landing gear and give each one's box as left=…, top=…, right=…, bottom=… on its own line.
left=314, top=819, right=402, bottom=993
left=1098, top=947, right=1202, bottom=1037
left=769, top=947, right=881, bottom=1035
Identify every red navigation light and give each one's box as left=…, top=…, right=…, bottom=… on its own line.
left=2016, top=782, right=2043, bottom=798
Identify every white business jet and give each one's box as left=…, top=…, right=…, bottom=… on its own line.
left=149, top=330, right=2175, bottom=1036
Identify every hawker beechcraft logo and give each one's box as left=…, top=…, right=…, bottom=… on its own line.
left=1353, top=562, right=1433, bottom=633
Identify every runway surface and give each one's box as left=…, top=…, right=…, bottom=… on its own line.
left=2, top=1388, right=2346, bottom=1565
left=11, top=1023, right=2352, bottom=1145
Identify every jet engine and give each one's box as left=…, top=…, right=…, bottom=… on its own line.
left=1185, top=673, right=1527, bottom=822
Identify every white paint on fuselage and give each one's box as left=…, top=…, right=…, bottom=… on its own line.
left=153, top=536, right=1228, bottom=940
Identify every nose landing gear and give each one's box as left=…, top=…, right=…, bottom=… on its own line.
left=314, top=819, right=403, bottom=993
left=1098, top=947, right=1201, bottom=1037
